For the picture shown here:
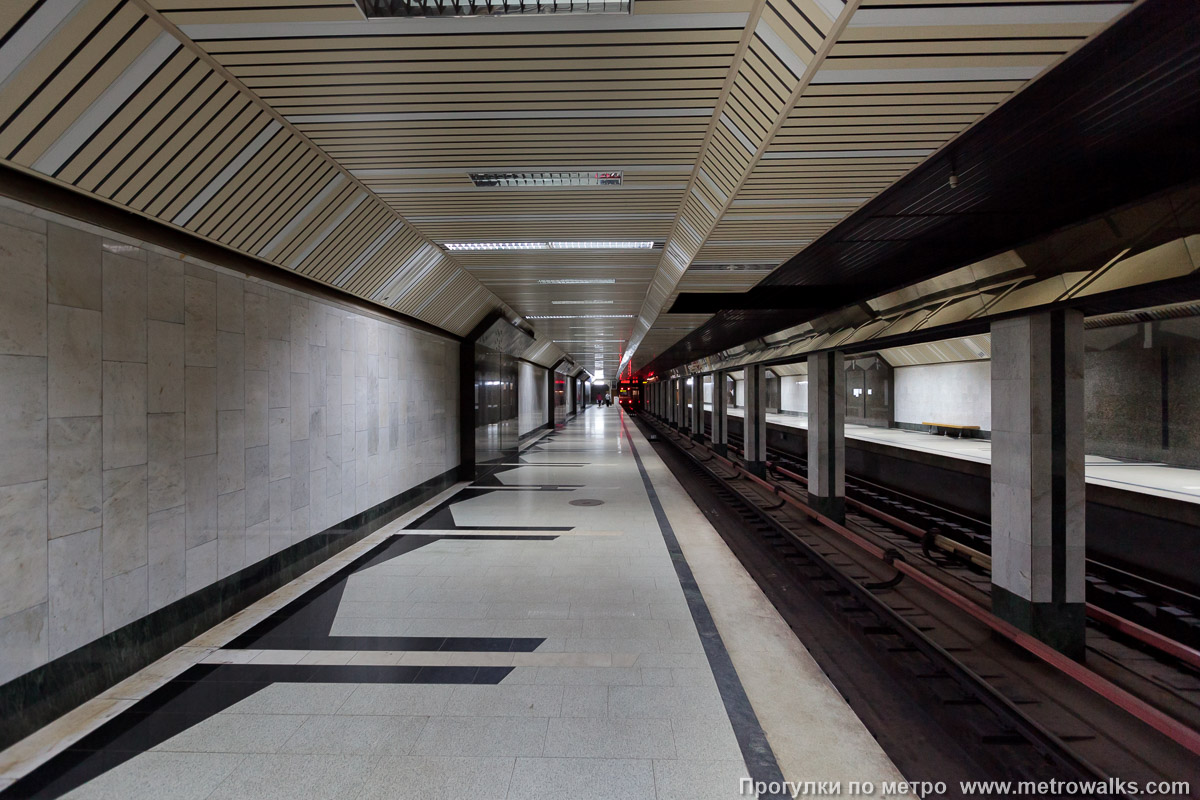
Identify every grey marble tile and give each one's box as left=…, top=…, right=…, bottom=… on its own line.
left=47, top=527, right=103, bottom=658
left=0, top=355, right=48, bottom=486
left=246, top=519, right=270, bottom=565
left=358, top=756, right=512, bottom=800
left=606, top=686, right=727, bottom=719
left=216, top=331, right=245, bottom=411
left=147, top=251, right=185, bottom=323
left=216, top=273, right=244, bottom=333
left=207, top=753, right=374, bottom=800
left=103, top=565, right=148, bottom=632
left=185, top=366, right=216, bottom=457
left=245, top=369, right=268, bottom=447
left=47, top=221, right=101, bottom=310
left=0, top=221, right=47, bottom=357
left=508, top=757, right=655, bottom=800
left=217, top=409, right=245, bottom=495
left=268, top=478, right=291, bottom=553
left=267, top=288, right=290, bottom=341
left=290, top=447, right=309, bottom=510
left=268, top=339, right=290, bottom=408
left=148, top=505, right=186, bottom=612
left=48, top=416, right=102, bottom=538
left=184, top=275, right=216, bottom=367
left=146, top=320, right=185, bottom=414
left=48, top=304, right=102, bottom=418
left=185, top=454, right=218, bottom=549
left=59, top=751, right=243, bottom=800
left=245, top=445, right=269, bottom=526
left=653, top=759, right=751, bottom=800
left=544, top=718, right=675, bottom=759
left=0, top=480, right=49, bottom=618
left=337, top=684, right=453, bottom=717
left=102, top=464, right=147, bottom=580
left=290, top=371, right=309, bottom=441
left=0, top=603, right=48, bottom=686
left=155, top=712, right=305, bottom=754
left=217, top=490, right=246, bottom=579
left=101, top=251, right=146, bottom=363
left=443, top=685, right=563, bottom=718
left=244, top=291, right=269, bottom=372
left=102, top=361, right=146, bottom=469
left=290, top=302, right=308, bottom=373
left=268, top=408, right=290, bottom=480
left=281, top=714, right=425, bottom=756
left=233, top=682, right=358, bottom=715
left=147, top=413, right=185, bottom=513
left=185, top=539, right=217, bottom=595
left=411, top=716, right=547, bottom=758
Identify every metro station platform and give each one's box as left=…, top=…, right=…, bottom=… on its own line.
left=721, top=407, right=1200, bottom=506
left=0, top=406, right=902, bottom=800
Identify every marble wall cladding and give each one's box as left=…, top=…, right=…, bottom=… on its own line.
left=518, top=361, right=548, bottom=436
left=894, top=361, right=992, bottom=430
left=0, top=197, right=460, bottom=686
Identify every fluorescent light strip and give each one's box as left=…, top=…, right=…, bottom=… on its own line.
left=443, top=241, right=653, bottom=251
left=550, top=241, right=653, bottom=249
left=537, top=278, right=616, bottom=285
left=551, top=300, right=614, bottom=305
left=528, top=314, right=635, bottom=319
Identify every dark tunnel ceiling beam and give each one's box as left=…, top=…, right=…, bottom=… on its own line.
left=640, top=0, right=1200, bottom=376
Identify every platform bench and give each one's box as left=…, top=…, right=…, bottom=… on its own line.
left=922, top=422, right=981, bottom=438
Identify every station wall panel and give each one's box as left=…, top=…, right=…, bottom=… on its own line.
left=0, top=196, right=459, bottom=686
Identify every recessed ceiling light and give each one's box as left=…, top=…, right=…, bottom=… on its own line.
left=537, top=278, right=616, bottom=285
left=549, top=241, right=653, bottom=250
left=444, top=242, right=547, bottom=251
left=356, top=0, right=629, bottom=17
left=528, top=314, right=635, bottom=320
left=551, top=300, right=614, bottom=305
left=444, top=241, right=653, bottom=251
left=470, top=171, right=622, bottom=187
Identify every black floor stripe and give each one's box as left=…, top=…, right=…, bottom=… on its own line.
left=619, top=410, right=789, bottom=800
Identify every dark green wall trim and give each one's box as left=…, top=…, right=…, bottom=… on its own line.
left=0, top=467, right=458, bottom=752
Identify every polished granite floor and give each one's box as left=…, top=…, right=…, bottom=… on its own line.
left=5, top=406, right=895, bottom=800
left=720, top=406, right=1200, bottom=504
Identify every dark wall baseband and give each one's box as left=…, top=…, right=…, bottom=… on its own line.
left=0, top=467, right=458, bottom=752
left=0, top=166, right=460, bottom=342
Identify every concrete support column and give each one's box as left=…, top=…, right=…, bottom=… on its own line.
left=711, top=370, right=728, bottom=457
left=676, top=378, right=687, bottom=431
left=690, top=375, right=704, bottom=441
left=667, top=379, right=677, bottom=428
left=743, top=364, right=767, bottom=477
left=807, top=351, right=845, bottom=523
left=990, top=310, right=1086, bottom=659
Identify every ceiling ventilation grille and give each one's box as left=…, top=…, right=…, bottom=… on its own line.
left=355, top=0, right=631, bottom=18
left=469, top=171, right=623, bottom=187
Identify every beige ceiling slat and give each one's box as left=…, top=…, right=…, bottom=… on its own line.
left=1, top=0, right=143, bottom=159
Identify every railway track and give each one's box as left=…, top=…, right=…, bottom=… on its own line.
left=637, top=411, right=1200, bottom=798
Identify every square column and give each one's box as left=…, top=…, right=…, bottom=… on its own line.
left=711, top=370, right=728, bottom=457
left=743, top=364, right=767, bottom=477
left=690, top=375, right=704, bottom=441
left=678, top=377, right=688, bottom=432
left=807, top=351, right=845, bottom=523
left=669, top=379, right=679, bottom=428
left=991, top=310, right=1086, bottom=659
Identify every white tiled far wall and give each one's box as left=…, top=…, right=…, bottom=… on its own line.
left=0, top=196, right=459, bottom=686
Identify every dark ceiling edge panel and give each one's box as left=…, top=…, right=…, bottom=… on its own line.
left=640, top=0, right=1200, bottom=376
left=0, top=163, right=466, bottom=343
left=685, top=271, right=1200, bottom=376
